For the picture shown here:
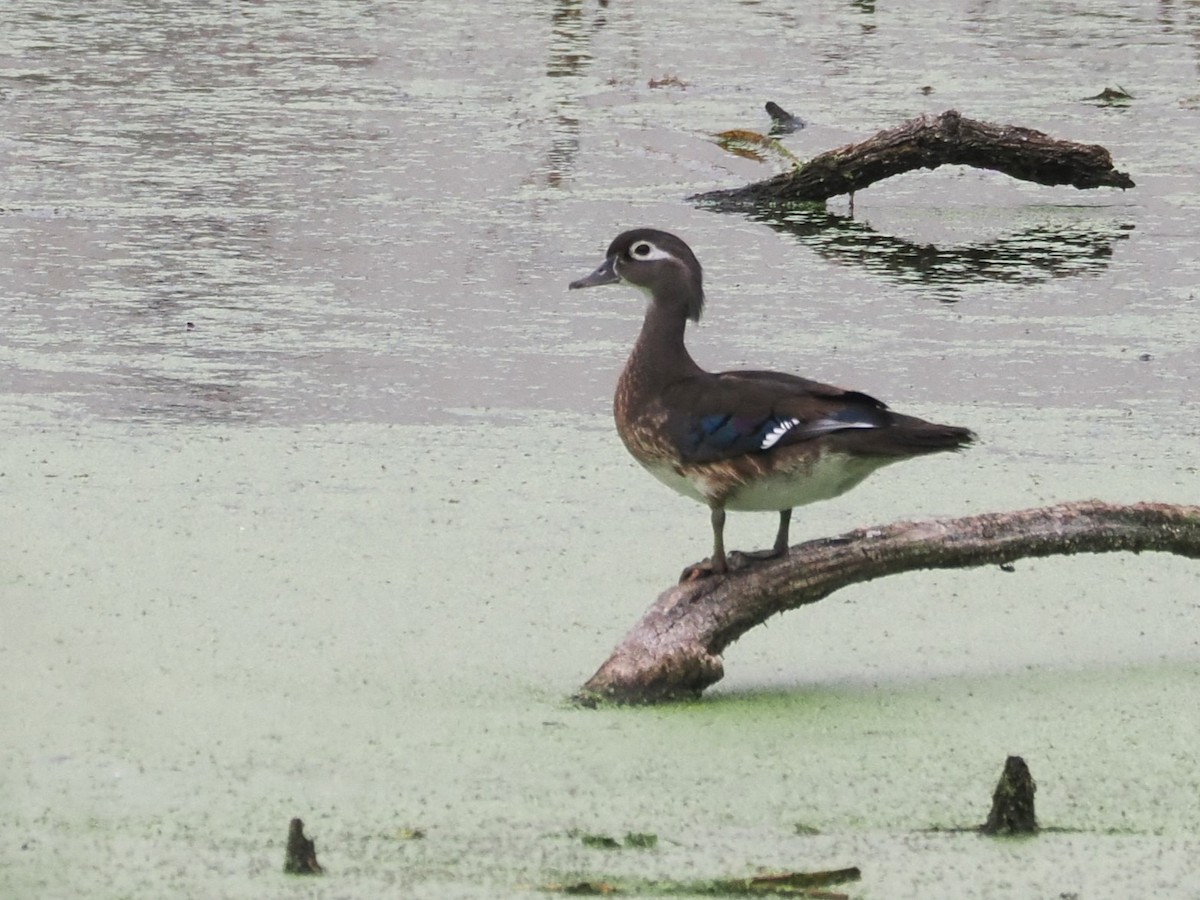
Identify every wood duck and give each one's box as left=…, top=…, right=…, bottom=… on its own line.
left=569, top=228, right=975, bottom=578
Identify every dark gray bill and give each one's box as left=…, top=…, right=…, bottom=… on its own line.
left=568, top=255, right=619, bottom=289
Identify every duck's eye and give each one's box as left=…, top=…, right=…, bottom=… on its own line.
left=630, top=241, right=653, bottom=258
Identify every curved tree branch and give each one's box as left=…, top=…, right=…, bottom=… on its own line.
left=691, top=110, right=1135, bottom=207
left=576, top=501, right=1200, bottom=706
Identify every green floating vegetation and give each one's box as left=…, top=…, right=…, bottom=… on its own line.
left=579, top=834, right=622, bottom=850
left=544, top=866, right=861, bottom=897
left=571, top=831, right=659, bottom=850
left=622, top=832, right=659, bottom=849
left=712, top=129, right=803, bottom=170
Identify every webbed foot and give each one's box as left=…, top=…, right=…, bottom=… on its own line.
left=679, top=559, right=722, bottom=582
left=738, top=546, right=787, bottom=562
left=678, top=546, right=789, bottom=582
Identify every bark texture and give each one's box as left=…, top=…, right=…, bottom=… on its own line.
left=576, top=501, right=1200, bottom=705
left=692, top=110, right=1134, bottom=206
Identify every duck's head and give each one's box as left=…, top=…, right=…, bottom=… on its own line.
left=569, top=228, right=705, bottom=322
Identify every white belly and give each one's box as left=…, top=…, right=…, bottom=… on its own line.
left=724, top=454, right=885, bottom=510
left=641, top=460, right=712, bottom=504
left=641, top=452, right=891, bottom=511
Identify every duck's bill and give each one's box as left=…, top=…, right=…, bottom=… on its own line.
left=568, top=256, right=619, bottom=289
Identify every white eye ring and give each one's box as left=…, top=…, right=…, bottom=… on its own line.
left=628, top=241, right=672, bottom=261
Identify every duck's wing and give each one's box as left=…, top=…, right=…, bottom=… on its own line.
left=662, top=369, right=892, bottom=464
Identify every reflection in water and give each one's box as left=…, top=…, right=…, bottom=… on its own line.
left=851, top=0, right=877, bottom=34
left=541, top=0, right=606, bottom=188
left=730, top=206, right=1134, bottom=301
left=1158, top=0, right=1200, bottom=97
left=548, top=1, right=594, bottom=79
left=121, top=373, right=264, bottom=426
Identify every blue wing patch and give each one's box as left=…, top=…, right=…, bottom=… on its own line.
left=681, top=408, right=880, bottom=462
left=683, top=412, right=801, bottom=460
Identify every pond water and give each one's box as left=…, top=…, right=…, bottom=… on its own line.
left=3, top=1, right=1199, bottom=897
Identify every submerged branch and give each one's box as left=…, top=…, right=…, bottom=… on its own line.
left=576, top=501, right=1200, bottom=705
left=692, top=110, right=1134, bottom=207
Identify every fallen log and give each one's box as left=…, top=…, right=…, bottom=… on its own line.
left=575, top=501, right=1200, bottom=705
left=692, top=110, right=1134, bottom=208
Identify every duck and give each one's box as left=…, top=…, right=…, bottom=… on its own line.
left=569, top=228, right=975, bottom=578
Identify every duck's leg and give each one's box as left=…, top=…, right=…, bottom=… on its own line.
left=681, top=507, right=790, bottom=582
left=773, top=508, right=792, bottom=555
left=680, top=505, right=729, bottom=581
left=710, top=506, right=728, bottom=573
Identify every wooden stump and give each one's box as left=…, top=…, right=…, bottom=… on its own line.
left=981, top=756, right=1038, bottom=835
left=283, top=817, right=323, bottom=875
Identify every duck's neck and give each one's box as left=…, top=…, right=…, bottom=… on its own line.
left=618, top=297, right=703, bottom=410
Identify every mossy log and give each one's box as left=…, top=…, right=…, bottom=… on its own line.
left=576, top=501, right=1200, bottom=705
left=692, top=110, right=1134, bottom=207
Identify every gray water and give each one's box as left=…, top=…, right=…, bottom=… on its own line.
left=3, top=1, right=1200, bottom=897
